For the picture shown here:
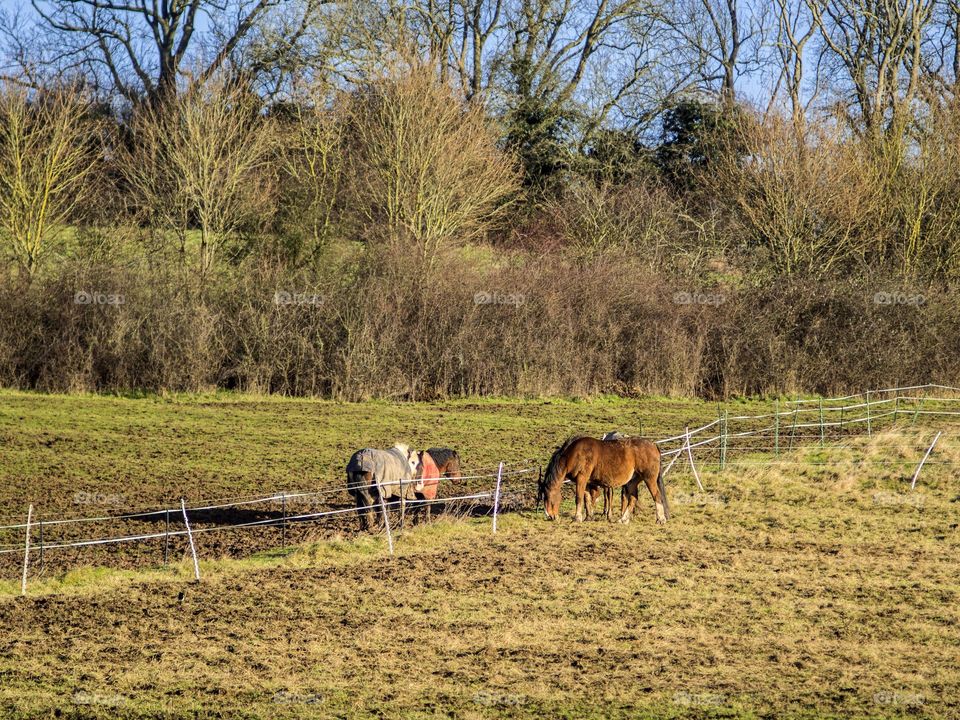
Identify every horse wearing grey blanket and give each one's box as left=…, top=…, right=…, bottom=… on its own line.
left=346, top=444, right=422, bottom=530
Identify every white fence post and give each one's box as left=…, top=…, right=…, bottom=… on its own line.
left=818, top=398, right=825, bottom=447
left=492, top=462, right=504, bottom=534
left=774, top=399, right=780, bottom=456
left=21, top=504, right=33, bottom=596
left=911, top=431, right=942, bottom=490
left=379, top=493, right=394, bottom=555
left=684, top=426, right=704, bottom=492
left=181, top=498, right=200, bottom=581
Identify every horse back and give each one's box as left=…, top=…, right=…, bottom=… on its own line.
left=563, top=436, right=659, bottom=486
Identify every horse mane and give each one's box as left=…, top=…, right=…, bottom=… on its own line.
left=426, top=447, right=460, bottom=467
left=543, top=435, right=591, bottom=488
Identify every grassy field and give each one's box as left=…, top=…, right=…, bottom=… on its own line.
left=0, top=391, right=958, bottom=718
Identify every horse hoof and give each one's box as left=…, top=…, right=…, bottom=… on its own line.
left=656, top=518, right=666, bottom=526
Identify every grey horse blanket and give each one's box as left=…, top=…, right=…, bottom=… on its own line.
left=347, top=445, right=422, bottom=501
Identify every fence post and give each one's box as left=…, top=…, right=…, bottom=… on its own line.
left=181, top=498, right=200, bottom=581
left=685, top=426, right=704, bottom=492
left=789, top=406, right=798, bottom=451
left=21, top=504, right=33, bottom=596
left=281, top=492, right=287, bottom=548
left=774, top=399, right=780, bottom=457
left=893, top=389, right=900, bottom=424
left=38, top=517, right=43, bottom=571
left=492, top=462, right=504, bottom=534
left=378, top=492, right=394, bottom=556
left=163, top=508, right=170, bottom=565
left=866, top=390, right=872, bottom=436
left=911, top=431, right=942, bottom=491
left=912, top=396, right=924, bottom=426
left=535, top=465, right=543, bottom=513
left=819, top=398, right=825, bottom=448
left=719, top=409, right=727, bottom=471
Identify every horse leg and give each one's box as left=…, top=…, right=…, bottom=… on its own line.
left=643, top=471, right=668, bottom=525
left=574, top=475, right=589, bottom=522
left=359, top=489, right=376, bottom=531
left=619, top=480, right=639, bottom=524
left=586, top=486, right=599, bottom=520
left=421, top=493, right=431, bottom=524
left=350, top=472, right=377, bottom=531
left=604, top=487, right=613, bottom=522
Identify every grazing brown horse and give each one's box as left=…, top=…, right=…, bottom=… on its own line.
left=587, top=432, right=628, bottom=520
left=540, top=436, right=668, bottom=524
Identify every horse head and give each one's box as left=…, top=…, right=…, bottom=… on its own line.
left=391, top=443, right=419, bottom=474
left=540, top=448, right=565, bottom=520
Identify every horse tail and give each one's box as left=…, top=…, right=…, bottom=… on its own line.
left=656, top=446, right=670, bottom=520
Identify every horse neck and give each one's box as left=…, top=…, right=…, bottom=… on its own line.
left=387, top=446, right=410, bottom=466
left=543, top=457, right=566, bottom=493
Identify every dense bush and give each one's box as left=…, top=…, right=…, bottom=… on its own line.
left=1, top=252, right=954, bottom=399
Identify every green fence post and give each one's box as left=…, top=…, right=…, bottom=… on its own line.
left=912, top=395, right=924, bottom=426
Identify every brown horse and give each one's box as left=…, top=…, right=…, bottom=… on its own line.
left=587, top=483, right=614, bottom=521
left=426, top=448, right=462, bottom=479
left=540, top=436, right=668, bottom=524
left=586, top=432, right=628, bottom=521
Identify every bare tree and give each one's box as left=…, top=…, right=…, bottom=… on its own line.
left=340, top=0, right=506, bottom=102
left=664, top=0, right=769, bottom=106
left=118, top=75, right=274, bottom=275
left=0, top=82, right=99, bottom=280
left=16, top=0, right=326, bottom=104
left=277, top=81, right=346, bottom=258
left=345, top=62, right=519, bottom=270
left=502, top=0, right=655, bottom=111
left=711, top=116, right=879, bottom=275
left=770, top=0, right=819, bottom=132
left=807, top=0, right=935, bottom=143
